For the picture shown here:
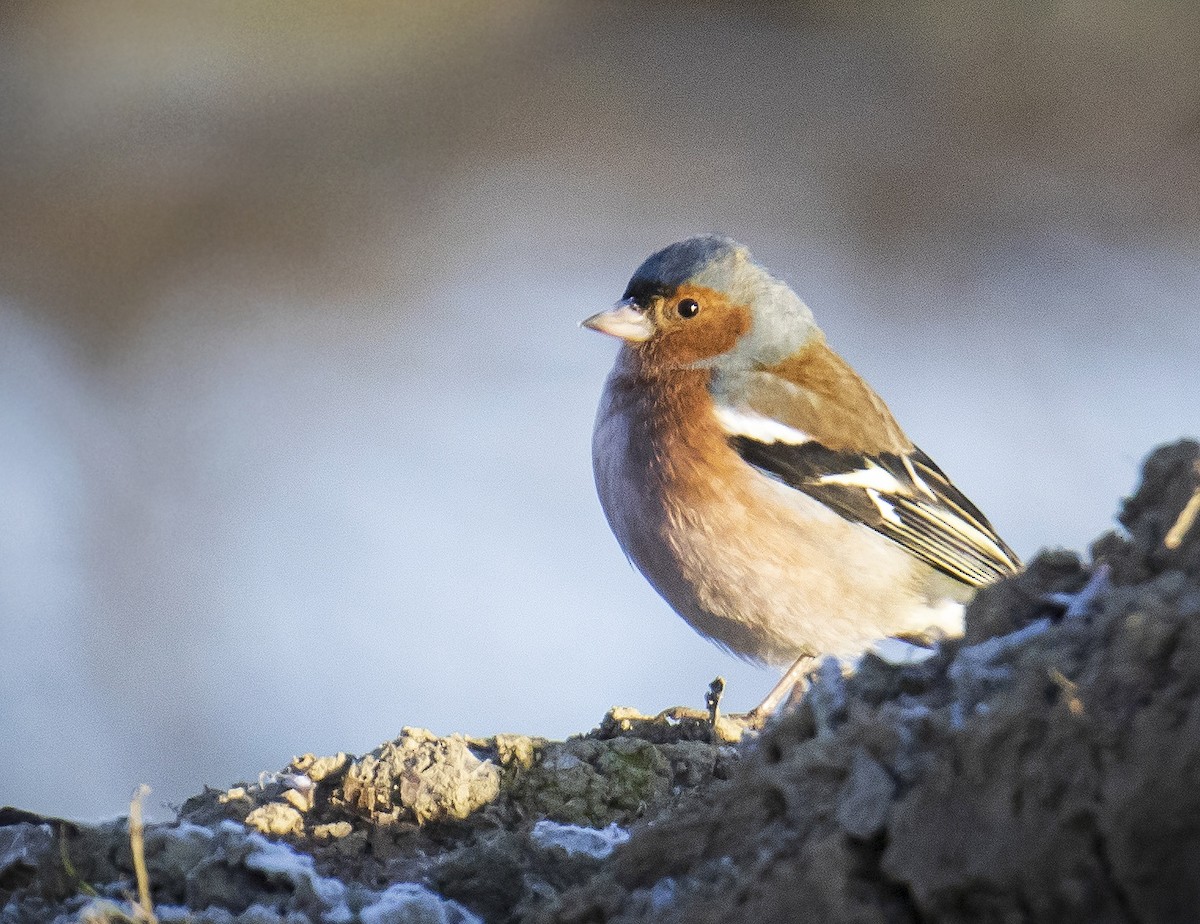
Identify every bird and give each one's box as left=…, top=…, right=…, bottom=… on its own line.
left=583, top=235, right=1021, bottom=725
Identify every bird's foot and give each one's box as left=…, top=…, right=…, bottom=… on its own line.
left=727, top=652, right=820, bottom=730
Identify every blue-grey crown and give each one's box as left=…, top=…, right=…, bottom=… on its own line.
left=624, top=235, right=744, bottom=298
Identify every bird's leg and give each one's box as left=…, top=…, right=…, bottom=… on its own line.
left=741, top=652, right=817, bottom=729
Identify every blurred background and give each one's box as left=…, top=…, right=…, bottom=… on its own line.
left=1, top=1, right=1197, bottom=821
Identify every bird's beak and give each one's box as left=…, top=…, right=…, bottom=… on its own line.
left=581, top=299, right=654, bottom=343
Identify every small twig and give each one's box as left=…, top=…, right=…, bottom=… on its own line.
left=128, top=785, right=158, bottom=924
left=59, top=823, right=98, bottom=897
left=1048, top=668, right=1084, bottom=717
left=705, top=676, right=725, bottom=727
left=1164, top=463, right=1200, bottom=550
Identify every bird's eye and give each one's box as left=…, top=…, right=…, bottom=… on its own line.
left=677, top=298, right=700, bottom=319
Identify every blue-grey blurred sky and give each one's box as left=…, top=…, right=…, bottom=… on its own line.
left=1, top=2, right=1197, bottom=820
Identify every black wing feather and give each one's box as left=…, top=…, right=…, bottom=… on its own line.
left=730, top=437, right=1021, bottom=587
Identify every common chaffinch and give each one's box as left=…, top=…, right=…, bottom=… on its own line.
left=584, top=235, right=1021, bottom=723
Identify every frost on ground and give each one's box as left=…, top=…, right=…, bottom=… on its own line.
left=530, top=821, right=630, bottom=860
left=2, top=439, right=1199, bottom=924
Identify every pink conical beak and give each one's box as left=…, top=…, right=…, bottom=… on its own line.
left=581, top=299, right=654, bottom=343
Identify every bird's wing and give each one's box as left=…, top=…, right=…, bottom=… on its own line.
left=718, top=405, right=1020, bottom=586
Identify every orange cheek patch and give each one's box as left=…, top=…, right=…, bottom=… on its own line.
left=653, top=284, right=751, bottom=366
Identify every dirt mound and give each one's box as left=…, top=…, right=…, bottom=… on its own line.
left=2, top=440, right=1198, bottom=924
left=545, top=439, right=1200, bottom=924
left=1, top=711, right=740, bottom=922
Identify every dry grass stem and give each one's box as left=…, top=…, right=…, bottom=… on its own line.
left=128, top=784, right=158, bottom=924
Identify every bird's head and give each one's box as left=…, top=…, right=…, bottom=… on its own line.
left=583, top=235, right=820, bottom=370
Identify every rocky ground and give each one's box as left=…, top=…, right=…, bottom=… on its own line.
left=3, top=440, right=1199, bottom=924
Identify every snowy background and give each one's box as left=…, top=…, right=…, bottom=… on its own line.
left=1, top=1, right=1197, bottom=820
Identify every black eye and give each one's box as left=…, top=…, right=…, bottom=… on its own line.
left=677, top=298, right=700, bottom=319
